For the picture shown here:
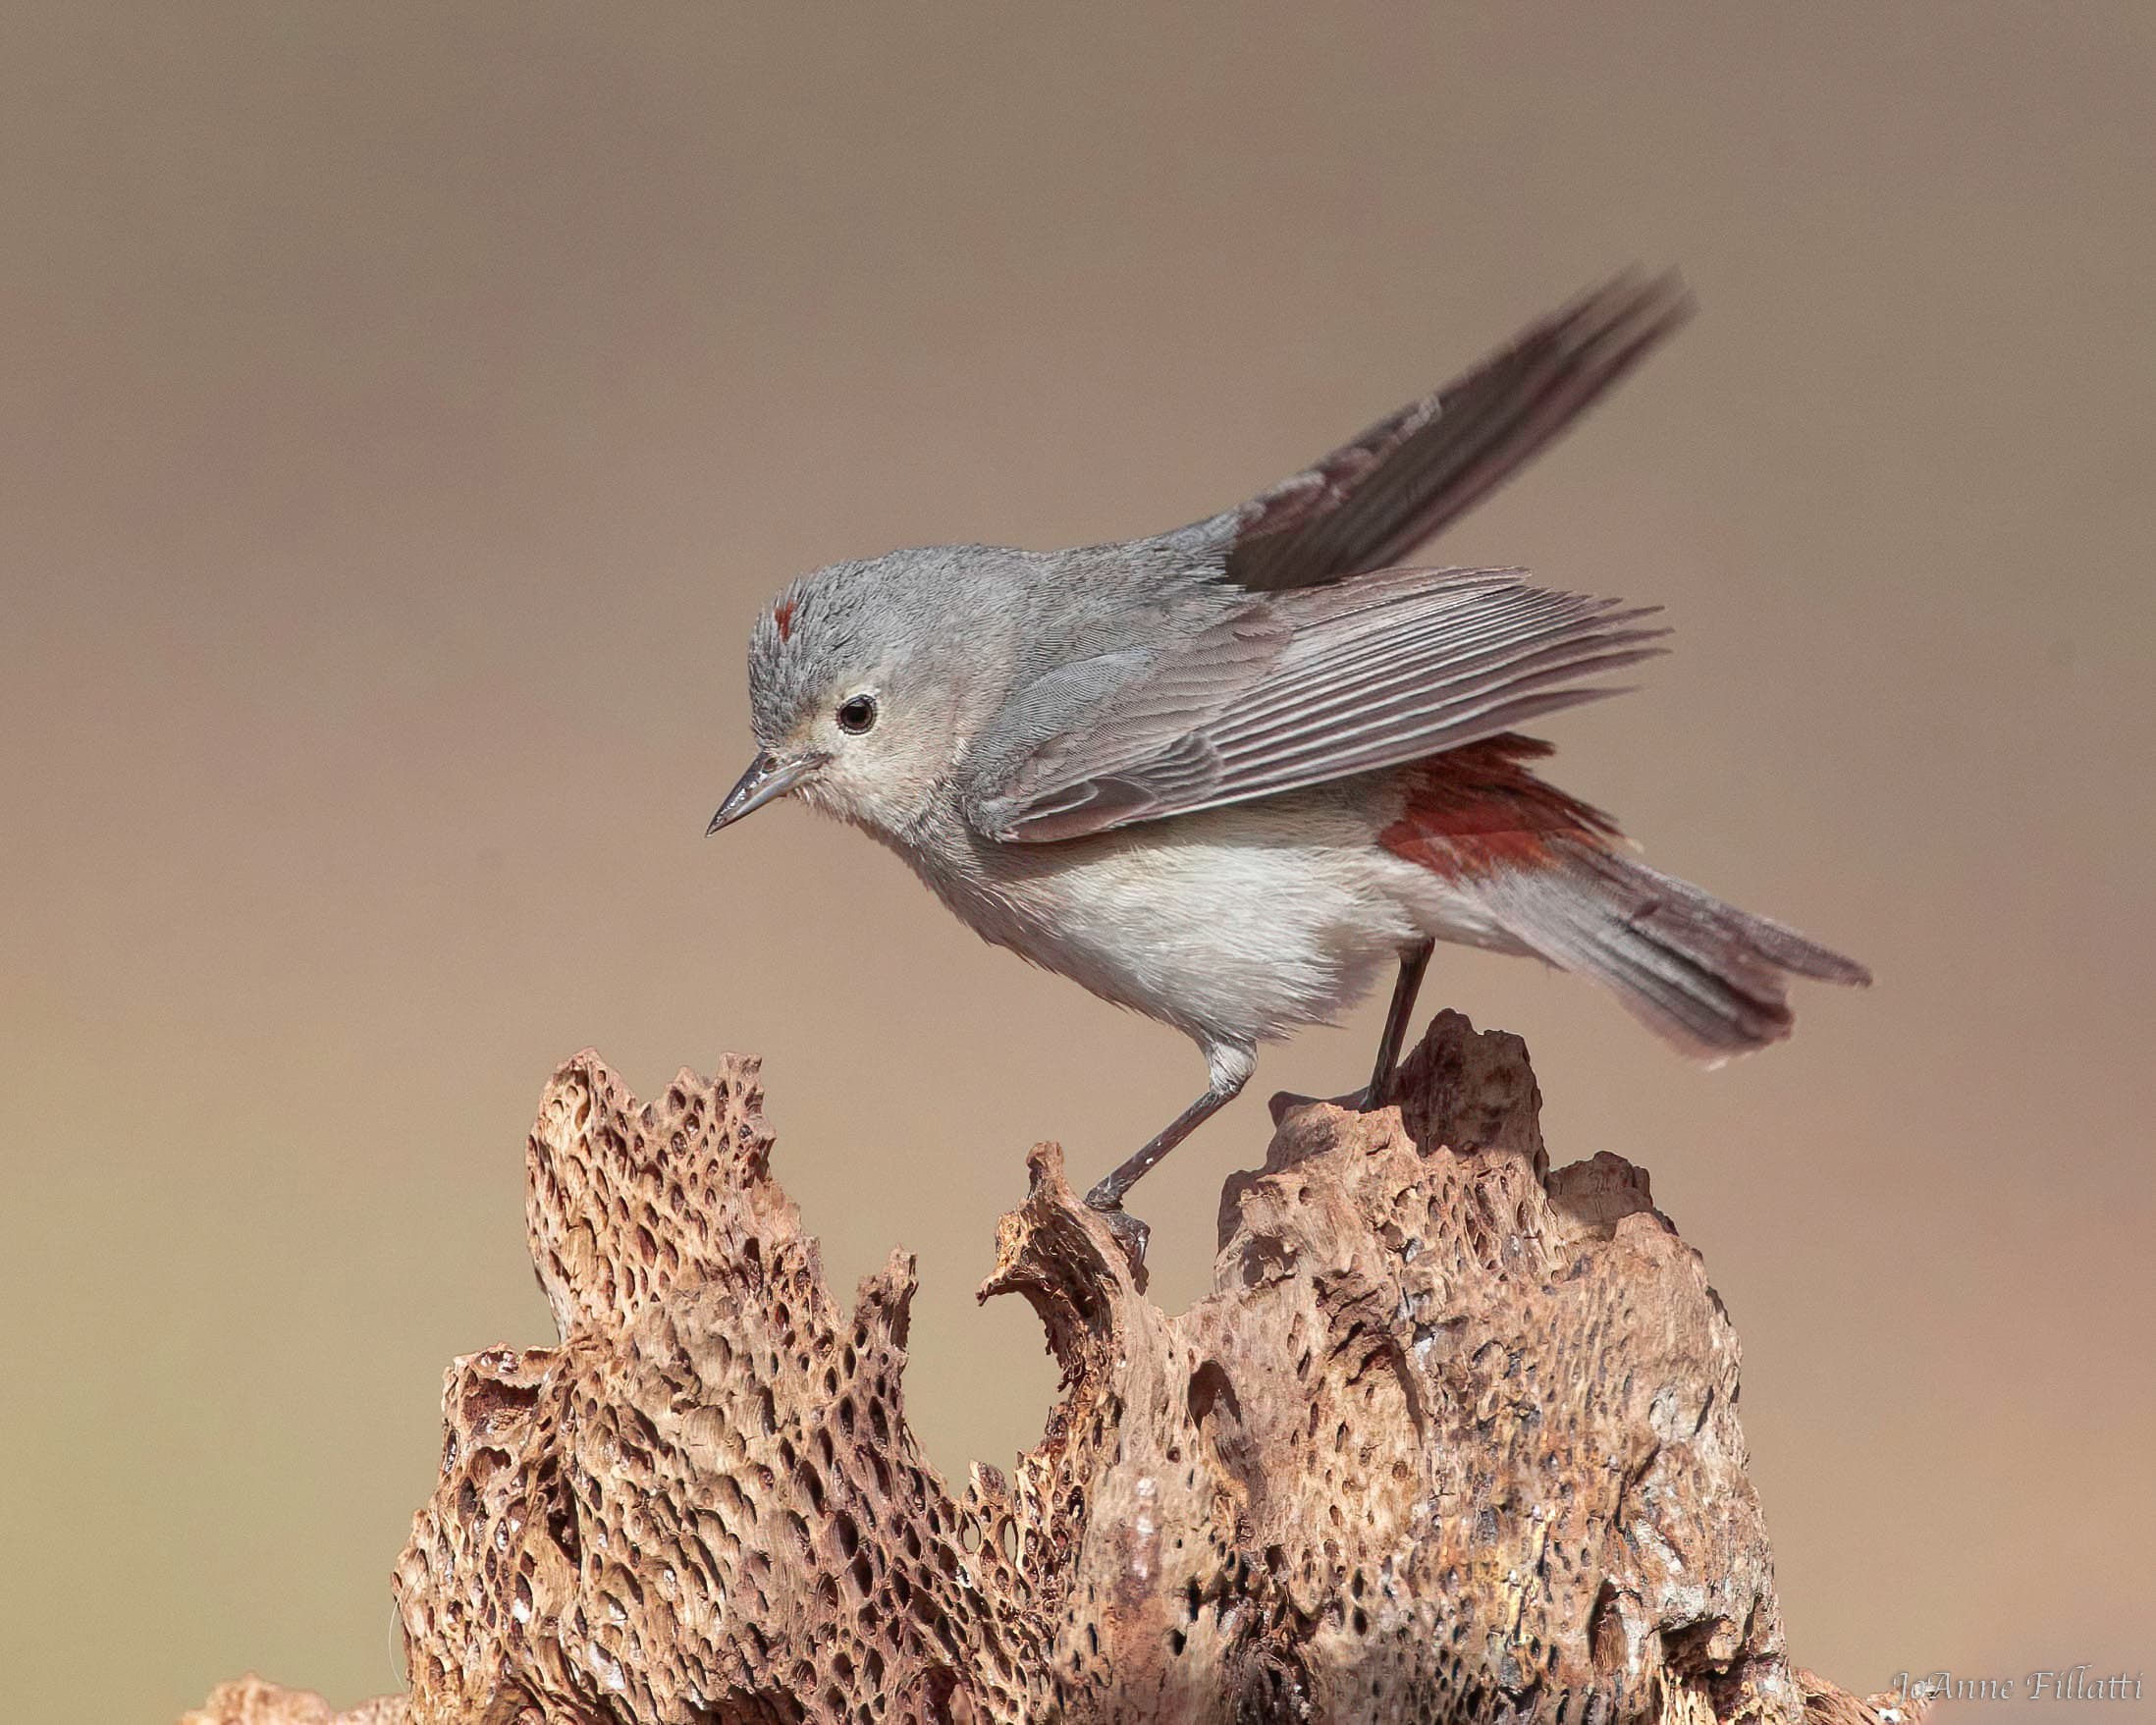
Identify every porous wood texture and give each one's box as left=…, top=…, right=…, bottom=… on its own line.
left=180, top=1677, right=407, bottom=1724
left=185, top=1012, right=1913, bottom=1725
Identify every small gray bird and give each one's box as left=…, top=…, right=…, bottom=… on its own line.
left=709, top=273, right=1868, bottom=1216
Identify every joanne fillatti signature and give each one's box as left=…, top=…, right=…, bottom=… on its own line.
left=1890, top=1667, right=2144, bottom=1706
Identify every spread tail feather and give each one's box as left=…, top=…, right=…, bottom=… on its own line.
left=1475, top=842, right=1870, bottom=1058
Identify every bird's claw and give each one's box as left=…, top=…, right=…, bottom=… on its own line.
left=1267, top=1082, right=1383, bottom=1125
left=1083, top=1185, right=1151, bottom=1272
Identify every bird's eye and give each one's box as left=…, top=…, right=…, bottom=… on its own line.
left=836, top=694, right=878, bottom=734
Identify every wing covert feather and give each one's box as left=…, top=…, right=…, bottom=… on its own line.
left=977, top=567, right=1663, bottom=842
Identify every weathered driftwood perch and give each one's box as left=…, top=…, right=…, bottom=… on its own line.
left=185, top=1013, right=1913, bottom=1725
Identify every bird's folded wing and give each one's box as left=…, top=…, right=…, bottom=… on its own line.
left=974, top=567, right=1665, bottom=843
left=1219, top=270, right=1693, bottom=594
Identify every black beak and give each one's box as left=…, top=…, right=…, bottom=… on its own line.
left=706, top=750, right=818, bottom=835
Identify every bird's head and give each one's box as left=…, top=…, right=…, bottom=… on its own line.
left=711, top=547, right=1020, bottom=844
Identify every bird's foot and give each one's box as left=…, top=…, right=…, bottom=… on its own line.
left=1267, top=1080, right=1389, bottom=1125
left=1082, top=1182, right=1151, bottom=1272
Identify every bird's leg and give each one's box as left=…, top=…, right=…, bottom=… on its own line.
left=1086, top=1044, right=1254, bottom=1216
left=1267, top=941, right=1439, bottom=1123
left=1362, top=938, right=1434, bottom=1110
left=1084, top=1088, right=1235, bottom=1214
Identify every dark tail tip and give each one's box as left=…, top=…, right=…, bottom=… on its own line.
left=1479, top=845, right=1868, bottom=1058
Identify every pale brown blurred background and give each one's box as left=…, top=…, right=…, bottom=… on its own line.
left=3, top=5, right=2151, bottom=1719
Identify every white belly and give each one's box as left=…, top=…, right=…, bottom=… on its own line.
left=901, top=789, right=1431, bottom=1051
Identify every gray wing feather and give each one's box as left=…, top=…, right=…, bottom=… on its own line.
left=959, top=613, right=1282, bottom=831
left=1221, top=271, right=1694, bottom=592
left=977, top=567, right=1664, bottom=842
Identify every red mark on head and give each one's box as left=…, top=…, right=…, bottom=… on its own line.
left=1379, top=734, right=1621, bottom=881
left=773, top=598, right=795, bottom=643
